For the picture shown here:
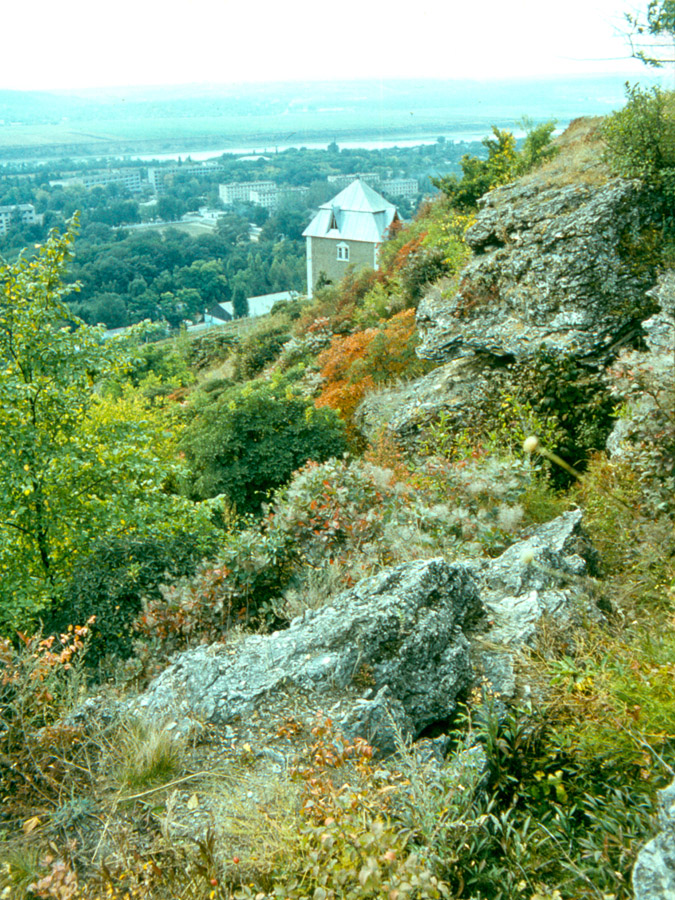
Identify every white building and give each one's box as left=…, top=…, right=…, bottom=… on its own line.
left=302, top=179, right=399, bottom=297
left=50, top=169, right=143, bottom=192
left=219, top=181, right=277, bottom=205
left=149, top=162, right=222, bottom=194
left=381, top=178, right=419, bottom=200
left=246, top=290, right=298, bottom=318
left=0, top=204, right=43, bottom=235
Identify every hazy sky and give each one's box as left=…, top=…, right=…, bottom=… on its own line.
left=1, top=0, right=662, bottom=91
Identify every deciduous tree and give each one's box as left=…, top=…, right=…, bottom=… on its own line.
left=0, top=225, right=218, bottom=629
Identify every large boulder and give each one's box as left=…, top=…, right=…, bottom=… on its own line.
left=633, top=777, right=675, bottom=900
left=137, top=558, right=483, bottom=753
left=416, top=177, right=661, bottom=364
left=135, top=510, right=591, bottom=750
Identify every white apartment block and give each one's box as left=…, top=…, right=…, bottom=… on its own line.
left=148, top=162, right=222, bottom=193
left=219, top=181, right=277, bottom=205
left=381, top=178, right=419, bottom=200
left=249, top=184, right=280, bottom=209
left=50, top=169, right=143, bottom=193
left=0, top=204, right=43, bottom=235
left=220, top=181, right=309, bottom=209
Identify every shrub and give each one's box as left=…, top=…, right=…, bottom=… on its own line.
left=441, top=350, right=617, bottom=489
left=184, top=376, right=347, bottom=514
left=233, top=320, right=291, bottom=381
left=432, top=122, right=557, bottom=211
left=316, top=309, right=430, bottom=446
left=603, top=84, right=675, bottom=192
left=234, top=718, right=449, bottom=900
left=135, top=524, right=296, bottom=654
left=270, top=458, right=393, bottom=568
left=0, top=623, right=94, bottom=829
left=41, top=531, right=208, bottom=665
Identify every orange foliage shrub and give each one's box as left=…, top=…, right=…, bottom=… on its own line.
left=316, top=309, right=428, bottom=444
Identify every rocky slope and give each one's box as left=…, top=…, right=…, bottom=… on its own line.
left=358, top=119, right=665, bottom=447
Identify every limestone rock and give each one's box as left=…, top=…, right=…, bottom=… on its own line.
left=633, top=777, right=675, bottom=900
left=136, top=558, right=483, bottom=744
left=417, top=177, right=661, bottom=363
left=355, top=355, right=499, bottom=446
left=605, top=270, right=675, bottom=510
left=470, top=508, right=592, bottom=698
left=134, top=511, right=591, bottom=748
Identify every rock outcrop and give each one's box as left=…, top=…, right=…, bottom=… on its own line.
left=358, top=126, right=663, bottom=448
left=134, top=510, right=589, bottom=752
left=605, top=270, right=675, bottom=510
left=417, top=177, right=661, bottom=364
left=633, top=777, right=675, bottom=900
left=137, top=558, right=482, bottom=754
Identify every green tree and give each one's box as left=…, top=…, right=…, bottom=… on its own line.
left=432, top=123, right=556, bottom=211
left=232, top=285, right=249, bottom=318
left=0, top=225, right=218, bottom=629
left=626, top=0, right=675, bottom=66
left=603, top=84, right=675, bottom=193
left=184, top=376, right=347, bottom=514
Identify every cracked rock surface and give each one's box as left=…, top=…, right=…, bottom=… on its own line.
left=134, top=510, right=590, bottom=750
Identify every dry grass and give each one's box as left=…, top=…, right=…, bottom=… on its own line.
left=522, top=116, right=612, bottom=188
left=200, top=766, right=303, bottom=881
left=111, top=718, right=190, bottom=790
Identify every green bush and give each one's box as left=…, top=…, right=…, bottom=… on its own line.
left=184, top=376, right=347, bottom=514
left=432, top=121, right=557, bottom=211
left=492, top=351, right=616, bottom=488
left=400, top=246, right=453, bottom=302
left=233, top=322, right=291, bottom=381
left=603, top=85, right=675, bottom=191
left=135, top=525, right=295, bottom=653
left=41, top=532, right=207, bottom=664
left=270, top=457, right=392, bottom=567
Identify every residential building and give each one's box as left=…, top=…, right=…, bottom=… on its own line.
left=302, top=179, right=399, bottom=297
left=0, top=203, right=43, bottom=235
left=326, top=173, right=381, bottom=189
left=149, top=162, right=222, bottom=194
left=381, top=178, right=419, bottom=200
left=203, top=301, right=233, bottom=325
left=219, top=181, right=276, bottom=205
left=49, top=169, right=143, bottom=192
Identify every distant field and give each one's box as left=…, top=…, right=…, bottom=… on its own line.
left=0, top=111, right=496, bottom=158
left=0, top=75, right=642, bottom=161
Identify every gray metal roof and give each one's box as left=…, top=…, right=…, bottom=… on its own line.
left=303, top=179, right=398, bottom=243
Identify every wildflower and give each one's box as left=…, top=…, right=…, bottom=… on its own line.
left=523, top=435, right=540, bottom=454
left=520, top=547, right=535, bottom=566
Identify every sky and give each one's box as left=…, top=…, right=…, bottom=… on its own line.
left=1, top=0, right=667, bottom=92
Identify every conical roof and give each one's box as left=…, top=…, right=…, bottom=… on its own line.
left=321, top=178, right=396, bottom=214
left=303, top=178, right=398, bottom=243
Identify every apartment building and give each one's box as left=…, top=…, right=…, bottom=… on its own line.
left=381, top=178, right=419, bottom=200
left=219, top=181, right=277, bottom=205
left=0, top=204, right=43, bottom=235
left=50, top=169, right=143, bottom=193
left=149, top=162, right=222, bottom=194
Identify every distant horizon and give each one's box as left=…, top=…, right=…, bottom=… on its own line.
left=1, top=70, right=660, bottom=97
